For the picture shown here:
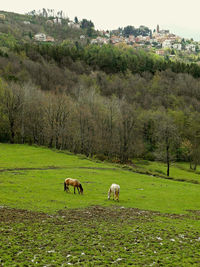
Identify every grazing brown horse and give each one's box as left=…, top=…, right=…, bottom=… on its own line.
left=64, top=178, right=83, bottom=194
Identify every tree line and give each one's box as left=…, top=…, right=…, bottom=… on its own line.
left=13, top=42, right=200, bottom=78
left=1, top=70, right=200, bottom=176
left=1, top=42, right=200, bottom=175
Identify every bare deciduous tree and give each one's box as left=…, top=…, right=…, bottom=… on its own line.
left=154, top=111, right=180, bottom=176
left=0, top=81, right=24, bottom=143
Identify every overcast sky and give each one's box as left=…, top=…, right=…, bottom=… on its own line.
left=1, top=0, right=200, bottom=40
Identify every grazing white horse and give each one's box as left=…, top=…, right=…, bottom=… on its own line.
left=108, top=184, right=120, bottom=201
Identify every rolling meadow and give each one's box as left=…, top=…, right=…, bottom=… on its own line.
left=0, top=144, right=200, bottom=266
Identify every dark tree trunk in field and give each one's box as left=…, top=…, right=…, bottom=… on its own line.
left=167, top=160, right=170, bottom=176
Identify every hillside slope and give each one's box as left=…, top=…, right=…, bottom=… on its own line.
left=0, top=9, right=93, bottom=45
left=0, top=144, right=200, bottom=214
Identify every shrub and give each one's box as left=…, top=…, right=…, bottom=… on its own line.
left=93, top=154, right=108, bottom=161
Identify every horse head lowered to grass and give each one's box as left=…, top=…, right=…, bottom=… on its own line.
left=64, top=178, right=83, bottom=194
left=108, top=183, right=120, bottom=201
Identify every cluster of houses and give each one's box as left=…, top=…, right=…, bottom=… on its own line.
left=30, top=18, right=81, bottom=42
left=0, top=14, right=6, bottom=20
left=34, top=33, right=55, bottom=42
left=31, top=19, right=82, bottom=42
left=91, top=25, right=199, bottom=54
left=0, top=14, right=198, bottom=55
left=91, top=34, right=153, bottom=46
left=33, top=20, right=82, bottom=42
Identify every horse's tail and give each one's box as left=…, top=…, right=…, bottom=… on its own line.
left=116, top=186, right=120, bottom=200
left=79, top=184, right=83, bottom=194
left=64, top=181, right=67, bottom=191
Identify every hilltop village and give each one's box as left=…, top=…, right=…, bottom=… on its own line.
left=92, top=25, right=198, bottom=55
left=31, top=19, right=199, bottom=56
left=0, top=9, right=200, bottom=64
left=33, top=21, right=200, bottom=62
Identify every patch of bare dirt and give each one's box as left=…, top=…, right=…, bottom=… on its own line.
left=0, top=207, right=49, bottom=223
left=57, top=206, right=200, bottom=222
left=1, top=206, right=200, bottom=225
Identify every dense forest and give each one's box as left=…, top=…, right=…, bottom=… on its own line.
left=1, top=11, right=200, bottom=176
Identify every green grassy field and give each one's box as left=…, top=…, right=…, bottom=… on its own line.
left=133, top=159, right=200, bottom=184
left=1, top=143, right=200, bottom=214
left=0, top=144, right=200, bottom=266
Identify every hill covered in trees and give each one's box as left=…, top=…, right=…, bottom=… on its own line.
left=0, top=8, right=96, bottom=46
left=1, top=10, right=200, bottom=176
